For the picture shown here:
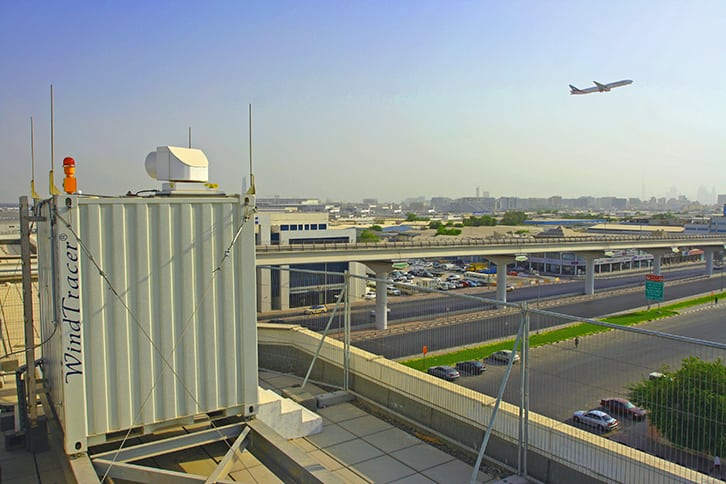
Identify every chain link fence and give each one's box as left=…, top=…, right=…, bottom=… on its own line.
left=262, top=265, right=726, bottom=480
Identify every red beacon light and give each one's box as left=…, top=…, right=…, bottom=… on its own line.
left=62, top=156, right=77, bottom=194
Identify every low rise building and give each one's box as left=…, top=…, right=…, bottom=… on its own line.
left=255, top=212, right=365, bottom=311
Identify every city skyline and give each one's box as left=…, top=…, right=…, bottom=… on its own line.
left=2, top=2, right=726, bottom=203
left=257, top=185, right=720, bottom=206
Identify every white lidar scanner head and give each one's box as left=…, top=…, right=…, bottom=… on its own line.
left=145, top=146, right=209, bottom=183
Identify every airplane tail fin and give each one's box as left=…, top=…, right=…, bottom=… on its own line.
left=569, top=84, right=580, bottom=93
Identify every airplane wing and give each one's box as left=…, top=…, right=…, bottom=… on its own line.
left=593, top=81, right=609, bottom=91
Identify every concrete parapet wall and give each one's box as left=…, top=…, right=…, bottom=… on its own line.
left=258, top=324, right=713, bottom=483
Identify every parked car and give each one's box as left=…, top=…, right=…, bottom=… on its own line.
left=364, top=292, right=376, bottom=300
left=506, top=284, right=515, bottom=292
left=573, top=410, right=620, bottom=432
left=427, top=366, right=460, bottom=381
left=600, top=398, right=647, bottom=420
left=386, top=286, right=402, bottom=296
left=490, top=350, right=520, bottom=363
left=507, top=270, right=518, bottom=276
left=455, top=360, right=486, bottom=375
left=304, top=304, right=327, bottom=315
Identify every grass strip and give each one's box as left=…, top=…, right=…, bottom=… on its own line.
left=401, top=291, right=723, bottom=371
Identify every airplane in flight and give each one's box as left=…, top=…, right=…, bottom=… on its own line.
left=569, top=79, right=633, bottom=95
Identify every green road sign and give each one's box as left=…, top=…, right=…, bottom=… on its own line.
left=645, top=279, right=664, bottom=301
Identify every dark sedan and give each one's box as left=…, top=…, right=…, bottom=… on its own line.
left=456, top=360, right=486, bottom=375
left=427, top=366, right=461, bottom=381
left=600, top=398, right=647, bottom=420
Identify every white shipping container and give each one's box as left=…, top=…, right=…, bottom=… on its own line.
left=36, top=194, right=258, bottom=454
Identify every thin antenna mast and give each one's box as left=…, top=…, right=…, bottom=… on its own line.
left=49, top=85, right=60, bottom=195
left=30, top=117, right=41, bottom=199
left=247, top=104, right=255, bottom=194
left=188, top=126, right=192, bottom=148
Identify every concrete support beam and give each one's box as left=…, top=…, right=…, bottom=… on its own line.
left=647, top=249, right=675, bottom=276
left=364, top=261, right=393, bottom=330
left=487, top=255, right=519, bottom=303
left=257, top=267, right=272, bottom=312
left=704, top=248, right=716, bottom=276
left=280, top=265, right=290, bottom=310
left=579, top=252, right=603, bottom=296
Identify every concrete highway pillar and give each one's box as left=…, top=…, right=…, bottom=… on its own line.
left=647, top=249, right=673, bottom=276
left=257, top=267, right=272, bottom=312
left=487, top=255, right=520, bottom=303
left=280, top=265, right=290, bottom=310
left=704, top=248, right=716, bottom=276
left=365, top=261, right=393, bottom=330
left=579, top=252, right=602, bottom=296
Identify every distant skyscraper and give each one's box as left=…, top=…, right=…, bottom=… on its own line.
left=696, top=186, right=716, bottom=205
left=476, top=186, right=480, bottom=198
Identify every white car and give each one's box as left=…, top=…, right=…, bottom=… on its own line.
left=364, top=292, right=376, bottom=300
left=490, top=350, right=520, bottom=363
left=303, top=305, right=327, bottom=315
left=573, top=410, right=620, bottom=432
left=386, top=286, right=402, bottom=296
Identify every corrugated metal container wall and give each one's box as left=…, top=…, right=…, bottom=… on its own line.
left=37, top=194, right=258, bottom=454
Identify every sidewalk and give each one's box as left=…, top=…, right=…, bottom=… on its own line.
left=260, top=369, right=501, bottom=483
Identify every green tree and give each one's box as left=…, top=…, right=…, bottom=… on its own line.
left=630, top=357, right=726, bottom=455
left=436, top=227, right=461, bottom=236
left=500, top=211, right=527, bottom=225
left=428, top=221, right=442, bottom=229
left=652, top=212, right=678, bottom=223
left=405, top=213, right=430, bottom=222
left=370, top=224, right=383, bottom=231
left=358, top=230, right=380, bottom=243
left=462, top=215, right=496, bottom=227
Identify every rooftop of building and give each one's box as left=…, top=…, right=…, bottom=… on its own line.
left=0, top=365, right=500, bottom=483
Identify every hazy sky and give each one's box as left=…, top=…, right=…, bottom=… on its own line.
left=2, top=1, right=725, bottom=204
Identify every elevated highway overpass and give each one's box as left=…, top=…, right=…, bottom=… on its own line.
left=256, top=234, right=726, bottom=328
left=256, top=233, right=726, bottom=266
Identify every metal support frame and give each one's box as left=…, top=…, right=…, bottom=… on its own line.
left=343, top=271, right=351, bottom=391
left=88, top=418, right=339, bottom=484
left=301, top=281, right=348, bottom=390
left=518, top=303, right=530, bottom=477
left=91, top=422, right=247, bottom=483
left=19, top=196, right=37, bottom=424
left=470, top=315, right=527, bottom=483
